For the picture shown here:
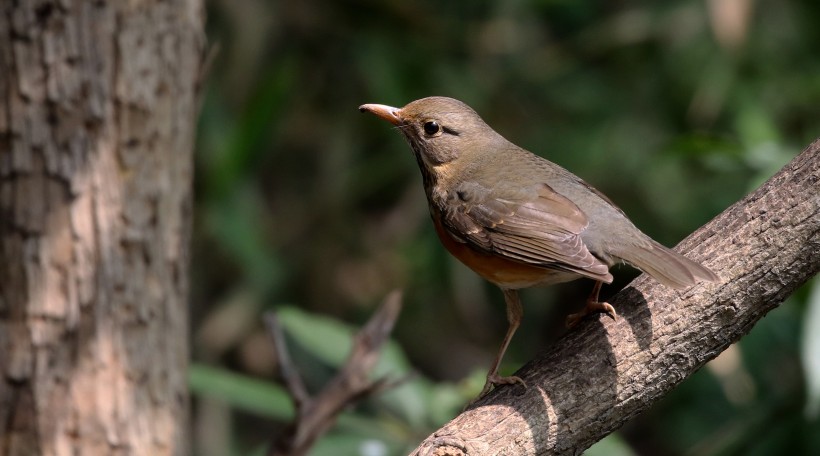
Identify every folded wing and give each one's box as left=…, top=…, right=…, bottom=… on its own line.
left=440, top=181, right=613, bottom=283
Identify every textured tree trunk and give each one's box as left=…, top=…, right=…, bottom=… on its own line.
left=0, top=1, right=203, bottom=455
left=411, top=141, right=820, bottom=455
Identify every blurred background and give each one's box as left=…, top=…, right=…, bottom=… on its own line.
left=190, top=0, right=820, bottom=454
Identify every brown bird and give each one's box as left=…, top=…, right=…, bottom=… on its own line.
left=359, top=96, right=718, bottom=398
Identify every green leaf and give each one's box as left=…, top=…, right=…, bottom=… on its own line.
left=276, top=306, right=356, bottom=368
left=276, top=306, right=433, bottom=426
left=276, top=306, right=413, bottom=376
left=189, top=363, right=293, bottom=420
left=801, top=277, right=820, bottom=419
left=585, top=432, right=637, bottom=456
left=205, top=189, right=284, bottom=292
left=310, top=434, right=396, bottom=456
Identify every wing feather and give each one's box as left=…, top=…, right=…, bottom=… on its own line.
left=441, top=182, right=611, bottom=282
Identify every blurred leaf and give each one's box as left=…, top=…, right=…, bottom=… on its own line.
left=735, top=91, right=781, bottom=149
left=277, top=306, right=412, bottom=375
left=189, top=363, right=293, bottom=420
left=424, top=373, right=479, bottom=426
left=205, top=188, right=284, bottom=291
left=276, top=306, right=357, bottom=367
left=188, top=363, right=409, bottom=449
left=310, top=434, right=396, bottom=456
left=205, top=59, right=297, bottom=199
left=375, top=379, right=428, bottom=429
left=194, top=0, right=820, bottom=453
left=801, top=277, right=820, bottom=419
left=244, top=444, right=268, bottom=456
left=277, top=306, right=434, bottom=427
left=586, top=433, right=637, bottom=456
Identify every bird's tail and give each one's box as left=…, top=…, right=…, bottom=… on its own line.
left=614, top=239, right=719, bottom=289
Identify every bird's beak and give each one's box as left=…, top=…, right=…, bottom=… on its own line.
left=358, top=103, right=402, bottom=125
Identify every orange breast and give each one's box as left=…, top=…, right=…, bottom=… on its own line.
left=431, top=213, right=575, bottom=289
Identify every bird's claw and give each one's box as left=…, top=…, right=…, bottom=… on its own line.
left=477, top=373, right=527, bottom=399
left=565, top=301, right=617, bottom=328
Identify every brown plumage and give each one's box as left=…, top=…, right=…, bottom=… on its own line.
left=360, top=96, right=718, bottom=398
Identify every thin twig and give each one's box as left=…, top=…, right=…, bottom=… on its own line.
left=264, top=313, right=309, bottom=409
left=267, top=290, right=404, bottom=456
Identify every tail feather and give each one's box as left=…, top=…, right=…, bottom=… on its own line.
left=615, top=240, right=719, bottom=290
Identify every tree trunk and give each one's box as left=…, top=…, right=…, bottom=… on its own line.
left=0, top=1, right=203, bottom=455
left=411, top=140, right=820, bottom=455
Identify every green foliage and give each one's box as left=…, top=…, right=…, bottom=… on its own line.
left=802, top=278, right=820, bottom=419
left=192, top=307, right=471, bottom=454
left=192, top=0, right=820, bottom=453
left=189, top=363, right=294, bottom=420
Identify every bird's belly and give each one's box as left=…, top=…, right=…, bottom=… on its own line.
left=432, top=216, right=579, bottom=289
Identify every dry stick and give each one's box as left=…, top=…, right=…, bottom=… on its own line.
left=411, top=139, right=820, bottom=456
left=265, top=313, right=310, bottom=410
left=267, top=290, right=404, bottom=456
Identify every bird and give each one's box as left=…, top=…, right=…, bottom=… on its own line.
left=359, top=96, right=718, bottom=398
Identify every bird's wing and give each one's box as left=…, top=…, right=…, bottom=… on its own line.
left=441, top=181, right=613, bottom=282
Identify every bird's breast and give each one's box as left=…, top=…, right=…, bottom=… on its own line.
left=430, top=209, right=580, bottom=289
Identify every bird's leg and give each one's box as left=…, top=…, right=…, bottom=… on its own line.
left=478, top=288, right=528, bottom=398
left=565, top=281, right=617, bottom=328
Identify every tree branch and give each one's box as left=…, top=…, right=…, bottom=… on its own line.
left=411, top=140, right=820, bottom=455
left=267, top=290, right=404, bottom=456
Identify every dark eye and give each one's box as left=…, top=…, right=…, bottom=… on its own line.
left=423, top=120, right=442, bottom=136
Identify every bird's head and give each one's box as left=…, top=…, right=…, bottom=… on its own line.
left=359, top=97, right=503, bottom=174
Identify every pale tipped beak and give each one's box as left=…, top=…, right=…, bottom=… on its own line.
left=358, top=103, right=402, bottom=125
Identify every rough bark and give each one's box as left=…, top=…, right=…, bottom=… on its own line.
left=411, top=140, right=820, bottom=455
left=0, top=1, right=203, bottom=455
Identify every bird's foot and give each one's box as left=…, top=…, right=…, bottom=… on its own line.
left=476, top=372, right=527, bottom=400
left=565, top=300, right=617, bottom=328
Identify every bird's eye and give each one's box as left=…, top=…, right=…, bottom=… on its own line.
left=423, top=120, right=442, bottom=136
